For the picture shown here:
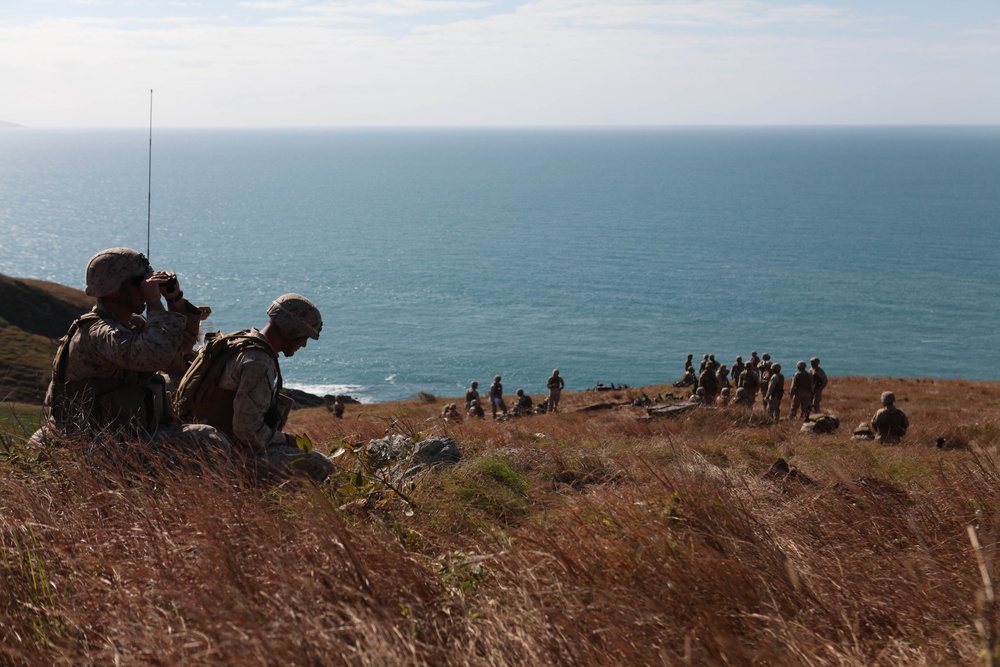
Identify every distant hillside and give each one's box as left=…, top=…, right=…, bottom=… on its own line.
left=0, top=121, right=24, bottom=128
left=0, top=274, right=93, bottom=403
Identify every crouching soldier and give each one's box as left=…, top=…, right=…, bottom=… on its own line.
left=31, top=247, right=230, bottom=466
left=468, top=399, right=485, bottom=420
left=512, top=389, right=533, bottom=416
left=174, top=294, right=336, bottom=482
left=871, top=391, right=909, bottom=444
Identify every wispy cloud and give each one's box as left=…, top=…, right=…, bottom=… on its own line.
left=1, top=1, right=997, bottom=127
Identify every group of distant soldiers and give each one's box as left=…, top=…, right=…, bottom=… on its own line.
left=676, top=351, right=828, bottom=421
left=444, top=370, right=565, bottom=421
left=675, top=351, right=909, bottom=443
left=32, top=247, right=909, bottom=473
left=30, top=247, right=337, bottom=483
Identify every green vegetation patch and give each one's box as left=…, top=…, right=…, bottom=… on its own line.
left=439, top=457, right=533, bottom=526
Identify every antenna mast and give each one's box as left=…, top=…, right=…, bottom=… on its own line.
left=146, top=89, right=153, bottom=259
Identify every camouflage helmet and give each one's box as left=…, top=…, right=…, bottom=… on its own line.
left=796, top=360, right=807, bottom=370
left=267, top=293, right=322, bottom=340
left=772, top=363, right=781, bottom=372
left=85, top=247, right=151, bottom=297
left=881, top=391, right=895, bottom=404
left=810, top=357, right=820, bottom=365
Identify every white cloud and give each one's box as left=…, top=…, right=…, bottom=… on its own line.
left=1, top=1, right=997, bottom=127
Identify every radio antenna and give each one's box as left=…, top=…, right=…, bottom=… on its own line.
left=146, top=88, right=153, bottom=259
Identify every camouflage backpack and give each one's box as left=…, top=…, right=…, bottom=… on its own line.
left=172, top=329, right=276, bottom=420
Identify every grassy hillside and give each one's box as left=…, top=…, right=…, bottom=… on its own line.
left=0, top=274, right=93, bottom=403
left=3, top=378, right=1000, bottom=665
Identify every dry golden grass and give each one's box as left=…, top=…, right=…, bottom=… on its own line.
left=3, top=377, right=1000, bottom=665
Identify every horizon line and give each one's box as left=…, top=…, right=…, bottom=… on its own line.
left=3, top=122, right=1000, bottom=131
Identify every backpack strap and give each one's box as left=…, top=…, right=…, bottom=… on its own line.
left=45, top=311, right=103, bottom=409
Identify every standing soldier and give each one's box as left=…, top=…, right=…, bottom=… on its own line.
left=546, top=369, right=565, bottom=413
left=788, top=361, right=813, bottom=420
left=31, top=247, right=228, bottom=462
left=488, top=375, right=508, bottom=419
left=809, top=357, right=828, bottom=413
left=731, top=356, right=745, bottom=389
left=698, top=363, right=719, bottom=404
left=465, top=381, right=480, bottom=411
left=871, top=391, right=909, bottom=443
left=764, top=363, right=785, bottom=421
left=759, top=354, right=772, bottom=399
left=174, top=294, right=336, bottom=482
left=716, top=364, right=731, bottom=392
left=739, top=362, right=760, bottom=408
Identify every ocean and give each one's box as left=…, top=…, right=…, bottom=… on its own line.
left=1, top=127, right=998, bottom=403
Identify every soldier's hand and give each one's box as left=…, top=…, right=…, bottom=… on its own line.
left=139, top=273, right=165, bottom=306
left=150, top=271, right=182, bottom=300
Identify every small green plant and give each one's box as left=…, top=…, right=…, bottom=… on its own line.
left=472, top=457, right=529, bottom=494
left=437, top=550, right=487, bottom=593
left=1, top=523, right=64, bottom=647
left=414, top=391, right=437, bottom=403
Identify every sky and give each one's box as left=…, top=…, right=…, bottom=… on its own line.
left=1, top=1, right=998, bottom=127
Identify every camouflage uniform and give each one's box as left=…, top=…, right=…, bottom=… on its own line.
left=34, top=295, right=228, bottom=464
left=716, top=365, right=731, bottom=392
left=488, top=376, right=507, bottom=419
left=871, top=392, right=909, bottom=443
left=674, top=368, right=697, bottom=388
left=183, top=327, right=335, bottom=482
left=717, top=387, right=731, bottom=406
left=734, top=386, right=752, bottom=408
left=788, top=363, right=813, bottom=420
left=731, top=358, right=745, bottom=388
left=698, top=366, right=719, bottom=404
left=513, top=390, right=534, bottom=416
left=546, top=370, right=565, bottom=413
left=759, top=355, right=772, bottom=398
left=738, top=367, right=759, bottom=408
left=809, top=358, right=828, bottom=413
left=698, top=354, right=710, bottom=373
left=764, top=365, right=784, bottom=421
left=465, top=383, right=480, bottom=411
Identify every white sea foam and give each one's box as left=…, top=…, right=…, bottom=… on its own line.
left=284, top=383, right=373, bottom=404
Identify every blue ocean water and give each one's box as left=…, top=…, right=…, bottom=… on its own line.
left=1, top=127, right=998, bottom=402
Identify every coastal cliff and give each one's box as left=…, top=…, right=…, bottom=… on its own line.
left=0, top=274, right=93, bottom=403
